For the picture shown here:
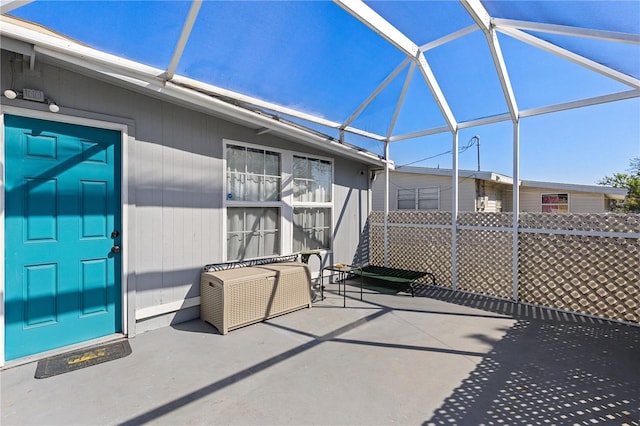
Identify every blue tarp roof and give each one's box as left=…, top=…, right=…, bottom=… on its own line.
left=3, top=0, right=639, bottom=171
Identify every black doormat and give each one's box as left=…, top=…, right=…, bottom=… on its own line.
left=34, top=339, right=132, bottom=379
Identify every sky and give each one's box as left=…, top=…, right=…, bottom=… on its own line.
left=8, top=0, right=640, bottom=186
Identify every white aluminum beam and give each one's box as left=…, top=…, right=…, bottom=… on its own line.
left=493, top=18, right=640, bottom=45
left=520, top=89, right=640, bottom=118
left=485, top=29, right=519, bottom=120
left=415, top=53, right=458, bottom=132
left=451, top=130, right=459, bottom=291
left=165, top=0, right=202, bottom=80
left=342, top=58, right=410, bottom=129
left=499, top=26, right=640, bottom=90
left=335, top=0, right=419, bottom=58
left=383, top=141, right=390, bottom=267
left=460, top=0, right=519, bottom=121
left=457, top=113, right=512, bottom=129
left=334, top=0, right=457, bottom=132
left=459, top=0, right=490, bottom=31
left=389, top=89, right=640, bottom=142
left=388, top=126, right=450, bottom=142
left=420, top=25, right=478, bottom=52
left=0, top=0, right=33, bottom=14
left=511, top=120, right=520, bottom=302
left=386, top=62, right=415, bottom=139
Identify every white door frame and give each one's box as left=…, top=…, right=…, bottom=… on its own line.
left=0, top=105, right=135, bottom=367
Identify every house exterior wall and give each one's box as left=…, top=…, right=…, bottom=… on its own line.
left=1, top=50, right=371, bottom=339
left=372, top=170, right=612, bottom=214
left=519, top=187, right=609, bottom=213
left=477, top=181, right=504, bottom=213
left=371, top=171, right=476, bottom=212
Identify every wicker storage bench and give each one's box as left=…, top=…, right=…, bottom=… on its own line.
left=200, top=261, right=312, bottom=334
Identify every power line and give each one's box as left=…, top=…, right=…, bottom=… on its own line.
left=396, top=136, right=480, bottom=169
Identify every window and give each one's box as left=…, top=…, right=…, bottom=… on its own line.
left=224, top=143, right=333, bottom=260
left=227, top=207, right=280, bottom=260
left=541, top=193, right=569, bottom=213
left=293, top=207, right=331, bottom=252
left=292, top=155, right=332, bottom=251
left=225, top=144, right=282, bottom=260
left=397, top=187, right=439, bottom=210
left=226, top=145, right=280, bottom=201
left=293, top=156, right=331, bottom=202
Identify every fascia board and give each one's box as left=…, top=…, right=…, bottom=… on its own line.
left=170, top=75, right=386, bottom=141
left=394, top=166, right=492, bottom=179
left=522, top=180, right=628, bottom=196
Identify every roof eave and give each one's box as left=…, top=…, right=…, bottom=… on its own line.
left=0, top=16, right=387, bottom=168
left=521, top=179, right=628, bottom=197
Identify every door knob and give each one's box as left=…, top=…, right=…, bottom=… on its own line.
left=111, top=245, right=121, bottom=253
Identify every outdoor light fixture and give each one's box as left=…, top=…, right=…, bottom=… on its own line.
left=2, top=88, right=60, bottom=113
left=4, top=89, right=17, bottom=99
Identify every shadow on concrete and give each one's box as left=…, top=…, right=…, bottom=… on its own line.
left=415, top=286, right=640, bottom=425
left=120, top=308, right=391, bottom=425
left=118, top=283, right=639, bottom=425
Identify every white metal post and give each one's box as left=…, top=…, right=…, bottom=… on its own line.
left=451, top=130, right=459, bottom=290
left=512, top=120, right=520, bottom=301
left=383, top=141, right=390, bottom=267
left=165, top=0, right=202, bottom=81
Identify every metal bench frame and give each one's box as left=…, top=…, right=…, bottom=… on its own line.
left=351, top=265, right=436, bottom=297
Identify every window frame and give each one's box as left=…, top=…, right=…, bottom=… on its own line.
left=291, top=151, right=334, bottom=252
left=222, top=140, right=335, bottom=261
left=223, top=140, right=287, bottom=261
left=541, top=193, right=570, bottom=213
left=397, top=186, right=440, bottom=210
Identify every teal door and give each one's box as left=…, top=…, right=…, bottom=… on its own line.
left=4, top=115, right=122, bottom=361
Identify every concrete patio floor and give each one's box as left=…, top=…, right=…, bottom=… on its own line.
left=2, top=281, right=639, bottom=425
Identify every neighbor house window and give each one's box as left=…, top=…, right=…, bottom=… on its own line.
left=292, top=155, right=332, bottom=251
left=541, top=193, right=569, bottom=213
left=398, top=187, right=439, bottom=210
left=225, top=144, right=282, bottom=260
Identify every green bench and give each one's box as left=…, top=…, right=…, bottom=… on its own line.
left=351, top=265, right=436, bottom=297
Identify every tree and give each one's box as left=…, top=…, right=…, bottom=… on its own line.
left=598, top=157, right=640, bottom=212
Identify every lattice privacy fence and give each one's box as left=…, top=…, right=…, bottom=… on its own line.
left=368, top=211, right=640, bottom=324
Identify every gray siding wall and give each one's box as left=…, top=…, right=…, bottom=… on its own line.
left=1, top=50, right=370, bottom=330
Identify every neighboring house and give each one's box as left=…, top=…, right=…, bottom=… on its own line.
left=0, top=17, right=384, bottom=363
left=372, top=166, right=627, bottom=213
